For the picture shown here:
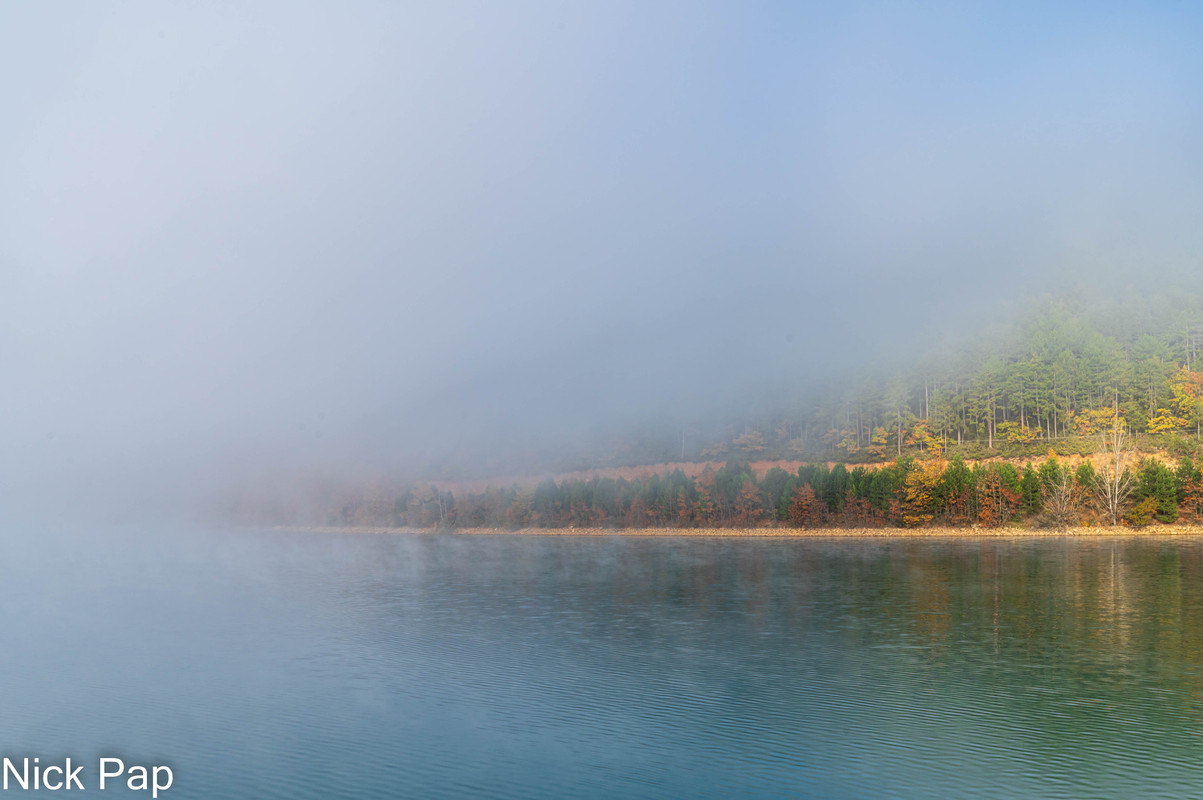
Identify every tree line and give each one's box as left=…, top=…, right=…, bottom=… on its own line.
left=391, top=451, right=1203, bottom=531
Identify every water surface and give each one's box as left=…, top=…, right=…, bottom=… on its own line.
left=2, top=528, right=1202, bottom=798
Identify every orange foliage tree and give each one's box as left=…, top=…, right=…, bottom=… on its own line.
left=734, top=479, right=765, bottom=526
left=787, top=484, right=824, bottom=528
left=976, top=469, right=1020, bottom=527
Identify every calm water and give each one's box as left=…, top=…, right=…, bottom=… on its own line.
left=3, top=528, right=1203, bottom=798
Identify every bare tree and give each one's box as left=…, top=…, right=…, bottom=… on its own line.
left=1095, top=411, right=1135, bottom=526
left=1038, top=471, right=1081, bottom=529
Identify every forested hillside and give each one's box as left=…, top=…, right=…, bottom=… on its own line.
left=372, top=292, right=1203, bottom=531
left=694, top=293, right=1203, bottom=464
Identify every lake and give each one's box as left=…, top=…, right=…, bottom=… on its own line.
left=2, top=528, right=1202, bottom=798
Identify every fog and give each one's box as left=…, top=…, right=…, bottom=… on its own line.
left=5, top=2, right=1203, bottom=519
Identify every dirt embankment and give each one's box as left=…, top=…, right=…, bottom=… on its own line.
left=430, top=459, right=843, bottom=494
left=426, top=450, right=1171, bottom=495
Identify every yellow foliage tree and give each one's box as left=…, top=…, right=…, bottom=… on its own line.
left=902, top=458, right=946, bottom=527
left=910, top=419, right=940, bottom=453
left=864, top=426, right=889, bottom=458
left=1068, top=407, right=1123, bottom=436
left=1170, top=365, right=1203, bottom=435
left=997, top=421, right=1038, bottom=444
left=1148, top=408, right=1187, bottom=434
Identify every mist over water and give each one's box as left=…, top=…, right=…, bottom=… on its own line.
left=3, top=528, right=1202, bottom=798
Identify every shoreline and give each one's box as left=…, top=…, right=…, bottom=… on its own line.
left=268, top=524, right=1203, bottom=538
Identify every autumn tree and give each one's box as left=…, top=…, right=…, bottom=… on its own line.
left=1170, top=365, right=1203, bottom=437
left=901, top=458, right=945, bottom=527
left=787, top=484, right=824, bottom=528
left=976, top=464, right=1020, bottom=527
left=734, top=479, right=766, bottom=526
left=733, top=430, right=768, bottom=455
left=1179, top=459, right=1203, bottom=521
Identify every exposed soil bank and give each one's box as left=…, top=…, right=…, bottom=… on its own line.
left=270, top=525, right=1203, bottom=538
